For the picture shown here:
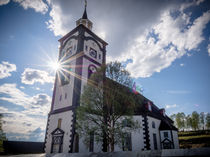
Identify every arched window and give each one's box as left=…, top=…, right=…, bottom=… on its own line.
left=88, top=64, right=97, bottom=79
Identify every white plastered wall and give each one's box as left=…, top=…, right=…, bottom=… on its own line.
left=114, top=116, right=144, bottom=151
left=172, top=130, right=179, bottom=149
left=84, top=33, right=103, bottom=65
left=53, top=59, right=76, bottom=111
left=45, top=110, right=73, bottom=154
left=147, top=116, right=161, bottom=150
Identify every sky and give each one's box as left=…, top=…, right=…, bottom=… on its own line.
left=0, top=0, right=210, bottom=142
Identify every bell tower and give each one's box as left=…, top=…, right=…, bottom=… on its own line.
left=44, top=1, right=108, bottom=154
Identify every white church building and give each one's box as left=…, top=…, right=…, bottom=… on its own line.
left=44, top=3, right=179, bottom=154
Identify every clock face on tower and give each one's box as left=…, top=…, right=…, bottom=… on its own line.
left=89, top=48, right=97, bottom=59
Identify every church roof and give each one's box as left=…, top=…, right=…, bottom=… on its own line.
left=105, top=77, right=177, bottom=130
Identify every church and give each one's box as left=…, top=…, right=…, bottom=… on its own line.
left=44, top=3, right=179, bottom=154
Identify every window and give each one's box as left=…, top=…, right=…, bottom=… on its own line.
left=74, top=44, right=76, bottom=50
left=164, top=132, right=168, bottom=138
left=60, top=71, right=69, bottom=85
left=51, top=128, right=64, bottom=153
left=88, top=65, right=97, bottom=79
left=59, top=95, right=62, bottom=101
left=122, top=119, right=132, bottom=127
left=89, top=48, right=97, bottom=59
left=65, top=93, right=67, bottom=99
left=85, top=45, right=88, bottom=51
left=99, top=54, right=101, bottom=59
left=152, top=121, right=155, bottom=128
left=52, top=136, right=63, bottom=153
left=146, top=101, right=152, bottom=111
left=66, top=46, right=72, bottom=57
left=89, top=132, right=94, bottom=152
left=153, top=134, right=157, bottom=150
left=148, top=103, right=152, bottom=111
left=122, top=133, right=132, bottom=151
left=58, top=118, right=62, bottom=128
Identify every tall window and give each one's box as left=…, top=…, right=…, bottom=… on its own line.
left=51, top=128, right=64, bottom=153
left=52, top=136, right=63, bottom=153
left=89, top=132, right=94, bottom=152
left=60, top=72, right=69, bottom=85
left=58, top=118, right=62, bottom=129
left=152, top=121, right=155, bottom=128
left=153, top=134, right=157, bottom=150
left=122, top=133, right=132, bottom=151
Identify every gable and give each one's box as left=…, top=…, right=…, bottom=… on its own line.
left=51, top=128, right=64, bottom=135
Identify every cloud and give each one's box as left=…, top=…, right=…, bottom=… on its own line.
left=0, top=106, right=47, bottom=141
left=0, top=61, right=16, bottom=79
left=21, top=68, right=54, bottom=85
left=13, top=0, right=48, bottom=14
left=45, top=0, right=209, bottom=78
left=0, top=0, right=9, bottom=6
left=166, top=104, right=178, bottom=109
left=124, top=8, right=210, bottom=78
left=0, top=83, right=51, bottom=141
left=208, top=44, right=210, bottom=56
left=0, top=0, right=48, bottom=13
left=180, top=63, right=184, bottom=67
left=0, top=83, right=29, bottom=106
left=0, top=83, right=51, bottom=115
left=41, top=1, right=209, bottom=78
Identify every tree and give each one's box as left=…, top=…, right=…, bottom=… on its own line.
left=175, top=112, right=185, bottom=131
left=186, top=114, right=192, bottom=130
left=206, top=113, right=210, bottom=129
left=170, top=114, right=177, bottom=127
left=191, top=111, right=200, bottom=131
left=0, top=114, right=6, bottom=153
left=76, top=61, right=139, bottom=152
left=200, top=112, right=205, bottom=130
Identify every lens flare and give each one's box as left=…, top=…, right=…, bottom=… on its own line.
left=48, top=61, right=61, bottom=71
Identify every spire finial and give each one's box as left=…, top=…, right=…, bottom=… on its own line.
left=82, top=0, right=88, bottom=19
left=85, top=0, right=87, bottom=8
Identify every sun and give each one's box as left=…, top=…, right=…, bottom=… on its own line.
left=48, top=61, right=61, bottom=71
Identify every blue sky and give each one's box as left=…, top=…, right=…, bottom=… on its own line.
left=0, top=0, right=210, bottom=141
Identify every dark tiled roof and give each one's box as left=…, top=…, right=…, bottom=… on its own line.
left=105, top=77, right=178, bottom=131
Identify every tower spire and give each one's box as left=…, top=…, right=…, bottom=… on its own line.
left=76, top=0, right=93, bottom=30
left=82, top=0, right=88, bottom=19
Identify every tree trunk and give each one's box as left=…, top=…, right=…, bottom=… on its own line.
left=102, top=105, right=108, bottom=152
left=110, top=119, right=115, bottom=152
left=111, top=133, right=114, bottom=152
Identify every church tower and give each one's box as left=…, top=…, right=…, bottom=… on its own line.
left=44, top=2, right=108, bottom=154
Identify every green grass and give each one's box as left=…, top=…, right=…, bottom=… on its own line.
left=178, top=130, right=210, bottom=148
left=178, top=130, right=210, bottom=137
left=179, top=134, right=210, bottom=140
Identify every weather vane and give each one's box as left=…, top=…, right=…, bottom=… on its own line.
left=85, top=0, right=87, bottom=8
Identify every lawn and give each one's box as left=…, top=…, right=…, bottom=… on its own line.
left=178, top=130, right=210, bottom=148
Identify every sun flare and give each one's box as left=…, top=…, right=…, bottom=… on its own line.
left=48, top=61, right=61, bottom=71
